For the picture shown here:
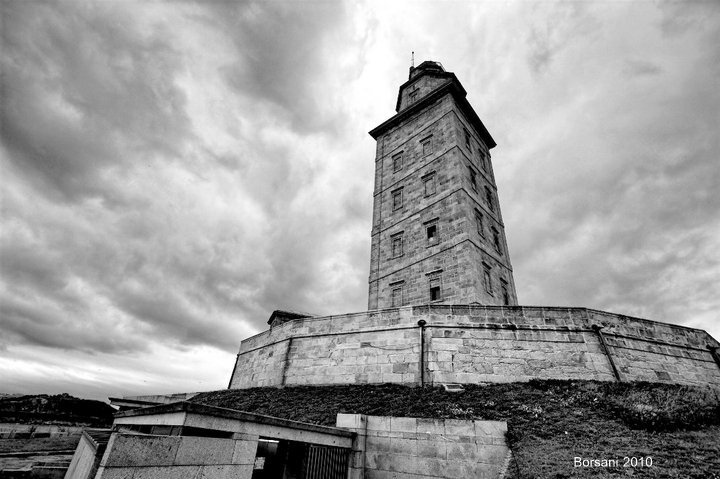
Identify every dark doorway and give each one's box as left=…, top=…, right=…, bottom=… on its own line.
left=251, top=438, right=350, bottom=479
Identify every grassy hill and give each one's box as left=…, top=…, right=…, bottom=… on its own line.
left=0, top=393, right=114, bottom=427
left=192, top=380, right=720, bottom=478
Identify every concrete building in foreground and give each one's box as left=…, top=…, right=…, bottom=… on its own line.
left=91, top=402, right=508, bottom=479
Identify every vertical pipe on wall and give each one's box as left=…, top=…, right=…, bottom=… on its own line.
left=280, top=337, right=294, bottom=387
left=419, top=322, right=425, bottom=387
left=592, top=324, right=622, bottom=382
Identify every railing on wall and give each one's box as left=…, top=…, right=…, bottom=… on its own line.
left=302, top=444, right=350, bottom=479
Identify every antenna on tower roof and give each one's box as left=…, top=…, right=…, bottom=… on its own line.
left=411, top=51, right=415, bottom=68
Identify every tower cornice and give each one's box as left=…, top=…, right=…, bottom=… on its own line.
left=369, top=80, right=496, bottom=149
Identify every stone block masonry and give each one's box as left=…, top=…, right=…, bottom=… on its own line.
left=229, top=305, right=720, bottom=389
left=337, top=414, right=509, bottom=479
left=94, top=434, right=256, bottom=479
left=368, top=60, right=518, bottom=309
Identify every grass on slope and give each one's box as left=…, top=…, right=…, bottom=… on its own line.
left=192, top=380, right=720, bottom=478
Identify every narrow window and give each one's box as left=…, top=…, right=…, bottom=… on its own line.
left=464, top=128, right=471, bottom=149
left=422, top=137, right=433, bottom=156
left=409, top=89, right=418, bottom=104
left=392, top=188, right=403, bottom=211
left=470, top=168, right=477, bottom=192
left=392, top=152, right=403, bottom=173
left=426, top=221, right=438, bottom=246
left=480, top=150, right=488, bottom=172
left=485, top=186, right=494, bottom=211
left=475, top=209, right=485, bottom=237
left=429, top=277, right=441, bottom=301
left=392, top=286, right=403, bottom=307
left=492, top=227, right=502, bottom=254
left=501, top=279, right=510, bottom=306
left=391, top=233, right=403, bottom=258
left=423, top=172, right=436, bottom=196
left=483, top=265, right=493, bottom=294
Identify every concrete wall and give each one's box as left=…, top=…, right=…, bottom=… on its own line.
left=337, top=414, right=509, bottom=479
left=94, top=433, right=257, bottom=479
left=64, top=434, right=98, bottom=479
left=229, top=305, right=720, bottom=389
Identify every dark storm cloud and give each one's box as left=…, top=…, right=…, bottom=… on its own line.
left=623, top=59, right=662, bottom=77
left=0, top=1, right=238, bottom=357
left=113, top=288, right=235, bottom=350
left=0, top=291, right=146, bottom=354
left=506, top=16, right=720, bottom=326
left=252, top=207, right=354, bottom=316
left=524, top=2, right=595, bottom=74
left=208, top=1, right=347, bottom=133
left=659, top=1, right=720, bottom=37
left=0, top=240, right=69, bottom=301
left=0, top=1, right=192, bottom=203
left=0, top=0, right=360, bottom=360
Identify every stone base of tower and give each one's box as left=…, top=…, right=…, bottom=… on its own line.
left=228, top=305, right=720, bottom=390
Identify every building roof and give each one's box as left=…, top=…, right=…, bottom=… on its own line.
left=108, top=392, right=201, bottom=410
left=114, top=401, right=355, bottom=439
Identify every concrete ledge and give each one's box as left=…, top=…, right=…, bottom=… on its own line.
left=114, top=401, right=355, bottom=439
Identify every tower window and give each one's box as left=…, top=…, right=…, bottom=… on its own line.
left=475, top=209, right=485, bottom=237
left=422, top=136, right=433, bottom=156
left=492, top=227, right=502, bottom=254
left=470, top=168, right=478, bottom=192
left=391, top=232, right=403, bottom=258
left=425, top=219, right=439, bottom=246
left=483, top=264, right=493, bottom=294
left=501, top=279, right=510, bottom=306
left=480, top=150, right=488, bottom=172
left=392, top=152, right=403, bottom=173
left=429, top=277, right=441, bottom=301
left=391, top=285, right=403, bottom=307
left=464, top=128, right=471, bottom=149
left=485, top=186, right=494, bottom=211
left=392, top=188, right=403, bottom=211
left=409, top=88, right=418, bottom=104
left=423, top=172, right=436, bottom=196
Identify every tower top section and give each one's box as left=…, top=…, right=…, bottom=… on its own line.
left=370, top=60, right=496, bottom=150
left=409, top=60, right=445, bottom=79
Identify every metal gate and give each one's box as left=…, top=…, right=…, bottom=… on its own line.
left=302, top=444, right=350, bottom=479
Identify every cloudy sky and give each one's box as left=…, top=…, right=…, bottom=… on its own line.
left=1, top=1, right=718, bottom=401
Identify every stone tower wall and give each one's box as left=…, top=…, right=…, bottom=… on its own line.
left=368, top=88, right=518, bottom=308
left=229, top=305, right=720, bottom=390
left=398, top=72, right=449, bottom=112
left=369, top=95, right=457, bottom=308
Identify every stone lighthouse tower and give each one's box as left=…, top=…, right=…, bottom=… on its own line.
left=367, top=61, right=518, bottom=309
